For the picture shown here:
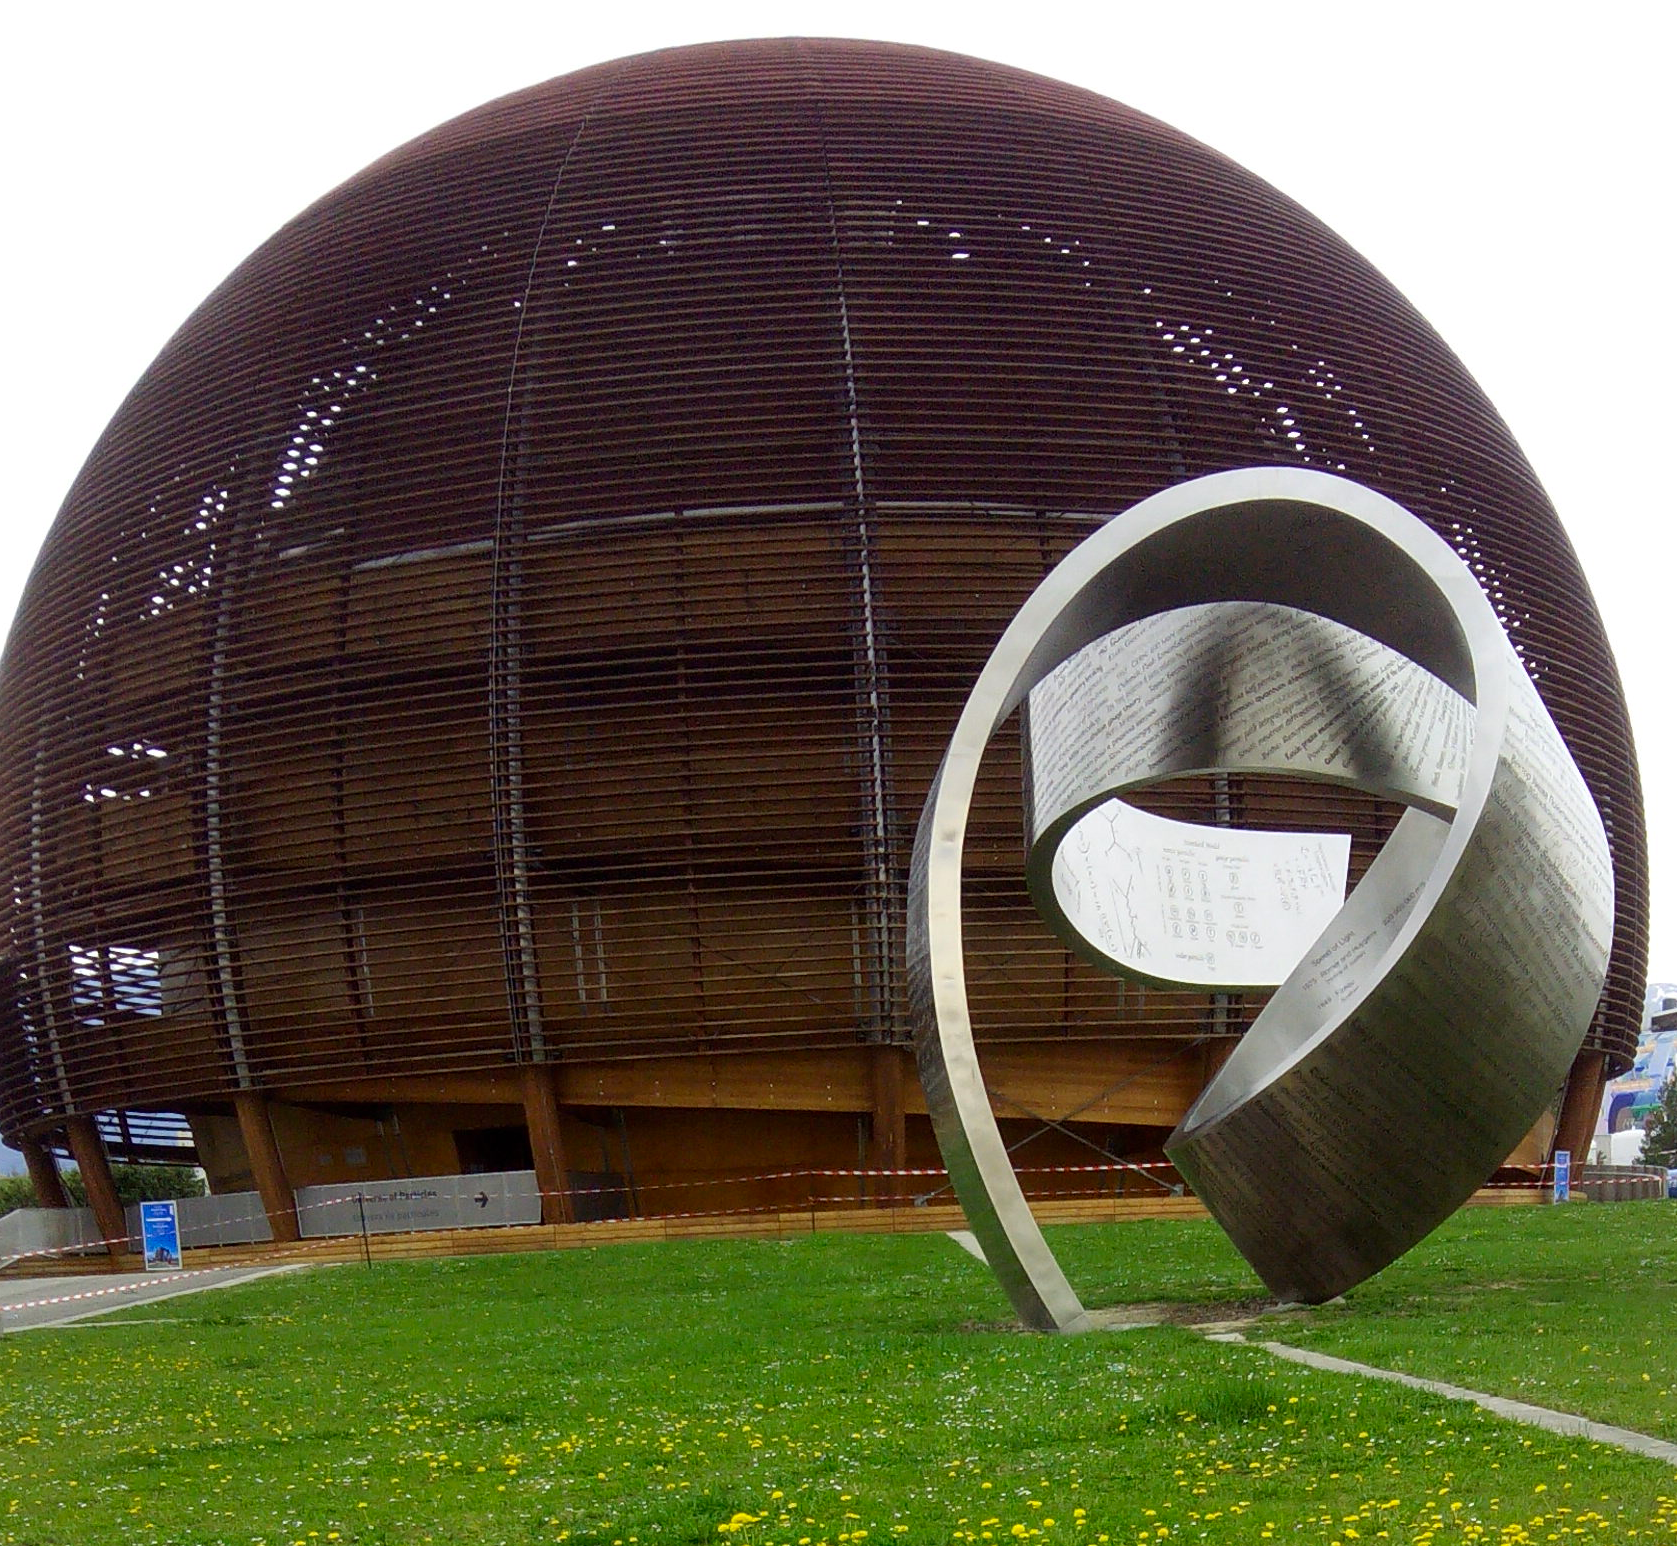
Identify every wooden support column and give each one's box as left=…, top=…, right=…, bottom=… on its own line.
left=1554, top=1048, right=1608, bottom=1169
left=522, top=1063, right=574, bottom=1224
left=64, top=1115, right=126, bottom=1251
left=19, top=1134, right=70, bottom=1210
left=1200, top=1035, right=1238, bottom=1085
left=234, top=1090, right=300, bottom=1243
left=867, top=1044, right=909, bottom=1199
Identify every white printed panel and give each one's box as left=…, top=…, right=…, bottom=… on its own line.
left=1050, top=799, right=1350, bottom=988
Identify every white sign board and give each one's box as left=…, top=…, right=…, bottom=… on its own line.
left=294, top=1169, right=542, bottom=1239
left=1050, top=799, right=1350, bottom=988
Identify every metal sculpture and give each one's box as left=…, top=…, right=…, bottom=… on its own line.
left=909, top=466, right=1613, bottom=1329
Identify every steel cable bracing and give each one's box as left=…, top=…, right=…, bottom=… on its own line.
left=0, top=39, right=1645, bottom=1161
left=490, top=108, right=598, bottom=1067
left=799, top=51, right=900, bottom=1048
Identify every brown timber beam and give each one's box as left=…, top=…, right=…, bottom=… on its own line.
left=19, top=1133, right=70, bottom=1210
left=277, top=1040, right=1210, bottom=1126
left=522, top=1063, right=574, bottom=1224
left=64, top=1116, right=127, bottom=1251
left=867, top=1043, right=908, bottom=1189
left=1200, top=1035, right=1237, bottom=1085
left=234, top=1091, right=301, bottom=1242
left=1553, top=1048, right=1607, bottom=1169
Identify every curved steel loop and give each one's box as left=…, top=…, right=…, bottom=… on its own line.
left=1022, top=601, right=1474, bottom=991
left=906, top=466, right=1612, bottom=1329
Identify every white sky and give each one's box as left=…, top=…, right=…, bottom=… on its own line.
left=0, top=0, right=1671, bottom=1149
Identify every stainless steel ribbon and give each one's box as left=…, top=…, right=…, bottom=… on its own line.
left=907, top=468, right=1612, bottom=1329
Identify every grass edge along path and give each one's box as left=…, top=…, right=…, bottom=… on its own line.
left=1184, top=1201, right=1677, bottom=1448
left=1215, top=1333, right=1677, bottom=1464
left=0, top=1265, right=310, bottom=1335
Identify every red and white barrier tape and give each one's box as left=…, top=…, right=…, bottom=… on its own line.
left=1, top=1158, right=1562, bottom=1270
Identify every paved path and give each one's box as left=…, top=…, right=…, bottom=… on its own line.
left=0, top=1265, right=308, bottom=1334
left=1206, top=1331, right=1677, bottom=1466
left=946, top=1230, right=988, bottom=1262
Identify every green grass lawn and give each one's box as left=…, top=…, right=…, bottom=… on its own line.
left=2, top=1205, right=1675, bottom=1545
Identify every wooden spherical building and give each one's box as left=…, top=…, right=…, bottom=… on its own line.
left=0, top=39, right=1645, bottom=1239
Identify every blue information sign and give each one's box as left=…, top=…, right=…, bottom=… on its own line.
left=1667, top=1168, right=1677, bottom=1201
left=139, top=1200, right=182, bottom=1271
left=1551, top=1149, right=1571, bottom=1203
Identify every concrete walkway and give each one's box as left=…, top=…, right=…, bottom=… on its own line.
left=1206, top=1331, right=1677, bottom=1466
left=0, top=1264, right=308, bottom=1334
